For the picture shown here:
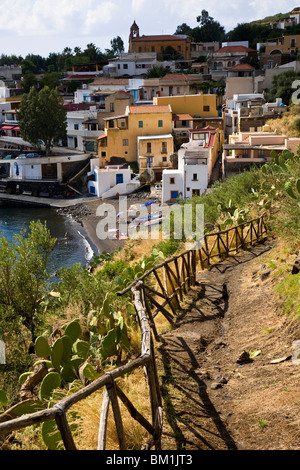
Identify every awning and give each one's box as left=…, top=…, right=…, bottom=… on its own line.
left=97, top=134, right=107, bottom=140
left=1, top=125, right=15, bottom=130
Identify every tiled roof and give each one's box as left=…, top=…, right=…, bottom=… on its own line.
left=173, top=113, right=193, bottom=121
left=230, top=63, right=255, bottom=70
left=131, top=34, right=188, bottom=42
left=215, top=46, right=256, bottom=53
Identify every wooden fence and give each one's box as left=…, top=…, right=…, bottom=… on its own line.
left=0, top=216, right=268, bottom=450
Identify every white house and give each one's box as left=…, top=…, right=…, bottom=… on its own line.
left=67, top=108, right=100, bottom=152
left=104, top=53, right=158, bottom=78
left=162, top=152, right=208, bottom=203
left=162, top=140, right=209, bottom=203
left=87, top=159, right=140, bottom=198
left=161, top=126, right=222, bottom=203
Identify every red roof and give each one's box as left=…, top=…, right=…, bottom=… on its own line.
left=207, top=133, right=216, bottom=147
left=132, top=34, right=188, bottom=42
left=230, top=63, right=255, bottom=70
left=190, top=126, right=217, bottom=132
left=161, top=73, right=189, bottom=81
left=215, top=46, right=256, bottom=53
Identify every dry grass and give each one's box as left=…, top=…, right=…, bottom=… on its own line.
left=265, top=105, right=300, bottom=137
left=71, top=368, right=153, bottom=450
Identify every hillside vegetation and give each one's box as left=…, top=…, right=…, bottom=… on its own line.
left=0, top=147, right=299, bottom=449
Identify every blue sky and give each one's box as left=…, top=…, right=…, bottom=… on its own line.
left=0, top=0, right=298, bottom=57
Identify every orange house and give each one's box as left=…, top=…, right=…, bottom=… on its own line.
left=128, top=21, right=192, bottom=61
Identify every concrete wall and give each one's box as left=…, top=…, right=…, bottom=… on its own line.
left=153, top=94, right=218, bottom=117
left=226, top=77, right=254, bottom=99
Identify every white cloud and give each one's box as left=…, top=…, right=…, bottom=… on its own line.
left=131, top=0, right=146, bottom=13
left=83, top=2, right=120, bottom=34
left=0, top=0, right=297, bottom=56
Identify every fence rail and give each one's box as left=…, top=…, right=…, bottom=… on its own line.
left=0, top=215, right=268, bottom=450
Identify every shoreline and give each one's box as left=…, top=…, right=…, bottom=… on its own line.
left=57, top=195, right=155, bottom=256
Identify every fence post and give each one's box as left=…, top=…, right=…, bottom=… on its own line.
left=98, top=387, right=110, bottom=450
left=54, top=408, right=77, bottom=451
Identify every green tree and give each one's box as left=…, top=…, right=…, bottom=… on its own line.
left=110, top=36, right=125, bottom=56
left=0, top=221, right=56, bottom=343
left=40, top=72, right=61, bottom=90
left=226, top=23, right=271, bottom=49
left=266, top=71, right=300, bottom=105
left=21, top=58, right=37, bottom=75
left=174, top=10, right=225, bottom=43
left=20, top=73, right=38, bottom=93
left=17, top=86, right=67, bottom=155
left=175, top=23, right=193, bottom=36
left=146, top=64, right=171, bottom=78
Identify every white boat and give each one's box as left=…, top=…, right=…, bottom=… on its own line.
left=144, top=216, right=165, bottom=227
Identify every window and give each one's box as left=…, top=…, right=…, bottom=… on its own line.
left=192, top=174, right=198, bottom=181
left=101, top=152, right=106, bottom=157
left=162, top=156, right=167, bottom=162
left=74, top=124, right=79, bottom=130
left=162, top=142, right=167, bottom=153
left=139, top=121, right=143, bottom=128
left=158, top=120, right=163, bottom=128
left=147, top=142, right=152, bottom=153
left=123, top=139, right=128, bottom=147
left=203, top=106, right=210, bottom=112
left=147, top=157, right=153, bottom=168
left=110, top=103, right=114, bottom=112
left=123, top=64, right=128, bottom=69
left=170, top=177, right=175, bottom=184
left=152, top=46, right=155, bottom=52
left=291, top=38, right=296, bottom=47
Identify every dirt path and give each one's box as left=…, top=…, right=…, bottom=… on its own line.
left=158, top=242, right=300, bottom=450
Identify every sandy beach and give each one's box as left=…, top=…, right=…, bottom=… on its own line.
left=57, top=193, right=158, bottom=256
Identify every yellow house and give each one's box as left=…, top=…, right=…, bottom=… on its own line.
left=138, top=134, right=174, bottom=182
left=98, top=105, right=173, bottom=169
left=265, top=34, right=300, bottom=55
left=153, top=94, right=219, bottom=118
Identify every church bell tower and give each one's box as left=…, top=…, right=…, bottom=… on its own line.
left=129, top=21, right=140, bottom=52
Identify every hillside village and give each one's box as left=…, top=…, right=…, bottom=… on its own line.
left=0, top=14, right=300, bottom=204
left=0, top=10, right=300, bottom=452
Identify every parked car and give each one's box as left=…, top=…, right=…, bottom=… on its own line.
left=16, top=154, right=26, bottom=159
left=4, top=155, right=12, bottom=160
left=26, top=153, right=39, bottom=158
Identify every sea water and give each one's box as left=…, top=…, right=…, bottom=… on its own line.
left=0, top=206, right=95, bottom=271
